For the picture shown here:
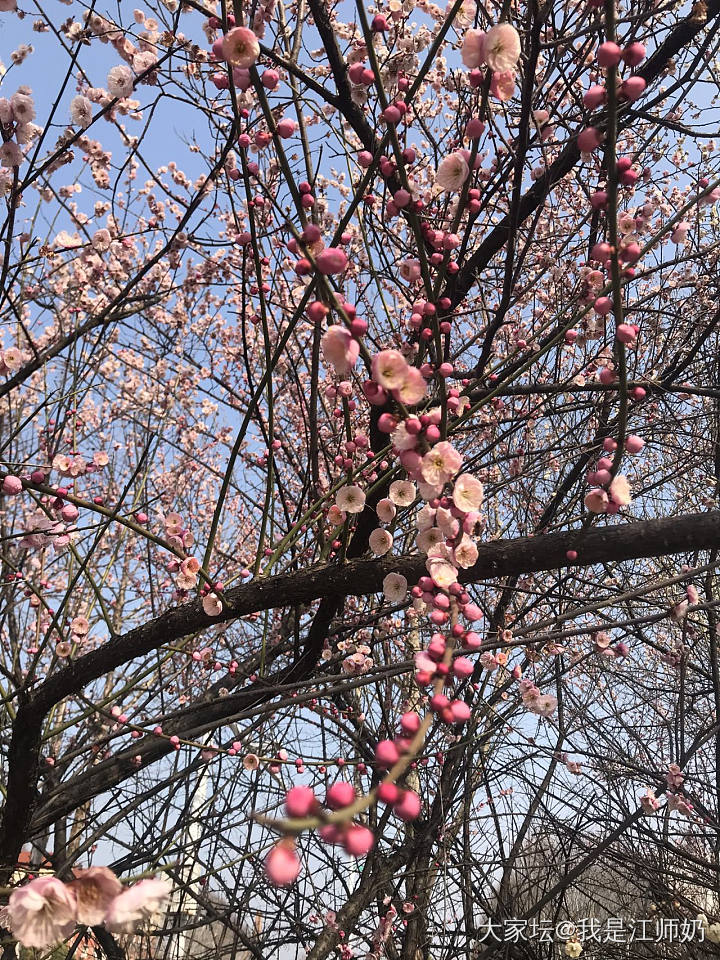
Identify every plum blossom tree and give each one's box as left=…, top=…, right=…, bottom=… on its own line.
left=2, top=0, right=720, bottom=957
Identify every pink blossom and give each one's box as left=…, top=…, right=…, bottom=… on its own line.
left=671, top=221, right=690, bottom=243
left=484, top=23, right=521, bottom=72
left=435, top=153, right=469, bottom=192
left=7, top=876, right=78, bottom=948
left=70, top=867, right=122, bottom=926
left=335, top=485, right=366, bottom=514
left=372, top=350, right=408, bottom=391
left=321, top=326, right=359, bottom=375
left=107, top=65, right=134, bottom=98
left=222, top=27, right=260, bottom=67
left=608, top=473, right=632, bottom=507
left=420, top=441, right=463, bottom=487
left=452, top=474, right=484, bottom=512
left=383, top=572, right=407, bottom=602
left=461, top=29, right=486, bottom=69
left=103, top=878, right=171, bottom=934
left=490, top=70, right=516, bottom=101
left=369, top=528, right=393, bottom=556
left=394, top=366, right=427, bottom=405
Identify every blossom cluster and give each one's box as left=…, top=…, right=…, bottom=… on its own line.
left=4, top=869, right=170, bottom=949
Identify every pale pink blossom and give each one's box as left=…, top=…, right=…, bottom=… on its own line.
left=399, top=259, right=422, bottom=281
left=453, top=535, right=478, bottom=569
left=526, top=693, right=558, bottom=717
left=376, top=498, right=396, bottom=522
left=0, top=142, right=23, bottom=168
left=335, top=485, right=366, bottom=514
left=202, top=592, right=223, bottom=616
left=490, top=69, right=516, bottom=101
left=10, top=92, right=35, bottom=124
left=70, top=615, right=90, bottom=635
left=164, top=512, right=184, bottom=536
left=70, top=867, right=122, bottom=926
left=608, top=473, right=632, bottom=507
left=480, top=652, right=500, bottom=672
left=103, top=878, right=171, bottom=934
left=176, top=572, right=197, bottom=590
left=435, top=153, right=469, bottom=193
left=223, top=27, right=260, bottom=68
left=426, top=544, right=459, bottom=589
left=372, top=350, right=408, bottom=391
left=383, top=572, right=408, bottom=602
left=7, top=876, right=78, bottom=948
left=107, top=65, right=134, bottom=98
left=389, top=480, right=416, bottom=506
left=421, top=441, right=463, bottom=487
left=369, top=528, right=393, bottom=556
left=461, top=28, right=486, bottom=69
left=640, top=789, right=660, bottom=814
left=394, top=366, right=427, bottom=405
left=416, top=527, right=444, bottom=554
left=584, top=488, right=608, bottom=514
left=452, top=474, right=484, bottom=512
left=484, top=23, right=521, bottom=72
left=327, top=504, right=346, bottom=526
left=321, top=326, right=359, bottom=375
left=390, top=422, right=418, bottom=451
left=416, top=505, right=436, bottom=530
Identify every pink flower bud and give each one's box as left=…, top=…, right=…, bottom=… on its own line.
left=622, top=42, right=646, bottom=67
left=375, top=740, right=400, bottom=769
left=316, top=247, right=348, bottom=275
left=326, top=781, right=355, bottom=809
left=276, top=118, right=296, bottom=138
left=621, top=76, right=646, bottom=101
left=465, top=118, right=485, bottom=139
left=343, top=824, right=375, bottom=856
left=594, top=296, right=612, bottom=316
left=393, top=789, right=421, bottom=821
left=583, top=85, right=606, bottom=110
left=265, top=840, right=301, bottom=886
left=449, top=700, right=471, bottom=724
left=596, top=41, right=621, bottom=67
left=400, top=711, right=421, bottom=735
left=2, top=475, right=22, bottom=495
left=285, top=785, right=317, bottom=818
left=616, top=324, right=637, bottom=345
left=624, top=435, right=645, bottom=454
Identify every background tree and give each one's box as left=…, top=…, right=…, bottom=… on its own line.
left=2, top=0, right=720, bottom=957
